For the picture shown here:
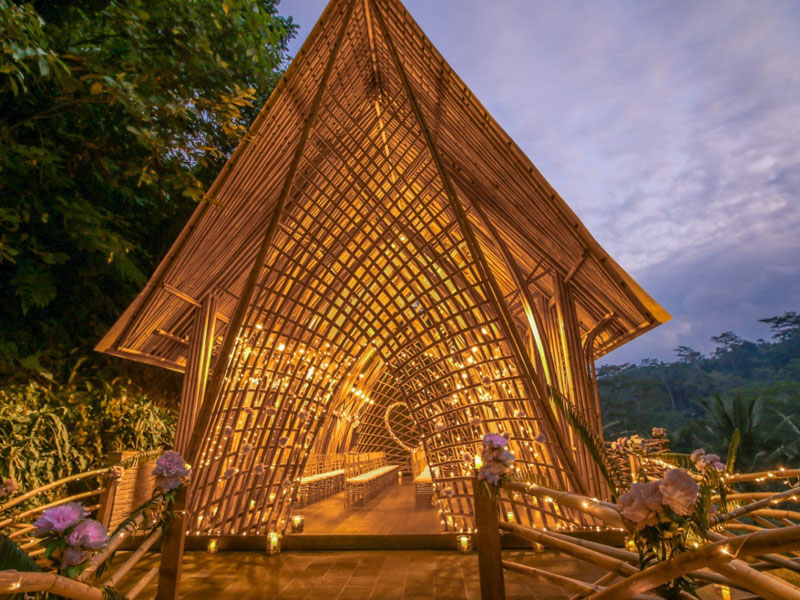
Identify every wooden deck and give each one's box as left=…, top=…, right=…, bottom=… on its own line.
left=298, top=477, right=441, bottom=536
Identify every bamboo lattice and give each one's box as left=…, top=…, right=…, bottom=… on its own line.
left=96, top=0, right=670, bottom=538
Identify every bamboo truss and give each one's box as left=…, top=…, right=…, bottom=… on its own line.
left=96, top=0, right=669, bottom=540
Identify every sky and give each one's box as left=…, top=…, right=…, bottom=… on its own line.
left=278, top=0, right=800, bottom=365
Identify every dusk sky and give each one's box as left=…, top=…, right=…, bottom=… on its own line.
left=279, top=0, right=800, bottom=365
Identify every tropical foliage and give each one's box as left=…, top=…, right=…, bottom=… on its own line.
left=0, top=362, right=176, bottom=494
left=0, top=0, right=296, bottom=383
left=599, top=312, right=800, bottom=470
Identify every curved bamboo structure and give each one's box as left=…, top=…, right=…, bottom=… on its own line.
left=96, top=0, right=669, bottom=546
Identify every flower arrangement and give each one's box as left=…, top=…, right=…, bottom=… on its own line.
left=617, top=468, right=705, bottom=599
left=690, top=448, right=725, bottom=472
left=477, top=433, right=515, bottom=487
left=152, top=450, right=191, bottom=494
left=0, top=477, right=18, bottom=499
left=33, top=502, right=108, bottom=577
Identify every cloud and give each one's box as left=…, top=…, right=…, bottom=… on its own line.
left=280, top=0, right=800, bottom=363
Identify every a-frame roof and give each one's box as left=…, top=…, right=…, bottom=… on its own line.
left=96, top=0, right=669, bottom=372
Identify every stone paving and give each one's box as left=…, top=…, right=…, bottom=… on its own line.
left=122, top=549, right=603, bottom=599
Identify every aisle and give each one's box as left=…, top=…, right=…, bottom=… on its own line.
left=299, top=478, right=441, bottom=535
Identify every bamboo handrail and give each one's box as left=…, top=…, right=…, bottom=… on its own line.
left=587, top=526, right=800, bottom=600
left=500, top=521, right=637, bottom=577
left=714, top=485, right=800, bottom=525
left=100, top=524, right=164, bottom=588
left=501, top=480, right=624, bottom=528
left=0, top=488, right=103, bottom=529
left=79, top=495, right=165, bottom=583
left=0, top=571, right=104, bottom=600
left=725, top=470, right=800, bottom=483
left=0, top=468, right=109, bottom=515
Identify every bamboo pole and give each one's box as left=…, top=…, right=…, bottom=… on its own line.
left=712, top=561, right=800, bottom=600
left=714, top=486, right=800, bottom=525
left=100, top=525, right=164, bottom=588
left=473, top=478, right=506, bottom=600
left=500, top=521, right=637, bottom=577
left=0, top=571, right=104, bottom=600
left=501, top=481, right=623, bottom=528
left=127, top=566, right=159, bottom=600
left=587, top=526, right=800, bottom=600
left=0, top=468, right=108, bottom=516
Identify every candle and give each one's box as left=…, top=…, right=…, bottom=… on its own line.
left=506, top=511, right=515, bottom=523
left=267, top=532, right=280, bottom=555
left=207, top=539, right=218, bottom=554
left=474, top=454, right=483, bottom=469
left=458, top=534, right=472, bottom=553
left=291, top=515, right=305, bottom=533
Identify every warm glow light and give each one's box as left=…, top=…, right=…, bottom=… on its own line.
left=207, top=539, right=218, bottom=553
left=474, top=454, right=483, bottom=469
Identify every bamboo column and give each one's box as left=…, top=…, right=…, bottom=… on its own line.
left=174, top=294, right=217, bottom=454
left=473, top=477, right=506, bottom=600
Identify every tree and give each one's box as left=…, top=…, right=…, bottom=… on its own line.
left=674, top=346, right=703, bottom=364
left=0, top=0, right=296, bottom=380
left=760, top=311, right=800, bottom=342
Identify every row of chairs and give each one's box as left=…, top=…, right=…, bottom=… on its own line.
left=344, top=452, right=387, bottom=477
left=296, top=454, right=347, bottom=507
left=303, top=454, right=345, bottom=476
left=344, top=452, right=398, bottom=507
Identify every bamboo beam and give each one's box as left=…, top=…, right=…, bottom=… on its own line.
left=174, top=294, right=217, bottom=454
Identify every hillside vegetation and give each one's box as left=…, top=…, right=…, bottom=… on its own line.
left=598, top=311, right=800, bottom=471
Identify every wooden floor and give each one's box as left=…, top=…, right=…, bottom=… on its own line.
left=121, top=549, right=605, bottom=599
left=299, top=478, right=441, bottom=535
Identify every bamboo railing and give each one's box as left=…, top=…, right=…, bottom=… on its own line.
left=1, top=492, right=171, bottom=599
left=472, top=473, right=800, bottom=600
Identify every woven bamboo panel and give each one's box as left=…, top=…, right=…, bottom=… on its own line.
left=98, top=0, right=668, bottom=537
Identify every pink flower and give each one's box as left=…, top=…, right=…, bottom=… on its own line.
left=483, top=433, right=508, bottom=449
left=253, top=464, right=265, bottom=475
left=61, top=546, right=90, bottom=569
left=461, top=451, right=473, bottom=462
left=618, top=483, right=660, bottom=530
left=34, top=502, right=88, bottom=535
left=470, top=416, right=483, bottom=426
left=481, top=376, right=492, bottom=387
left=67, top=519, right=108, bottom=549
left=241, top=443, right=253, bottom=455
left=659, top=469, right=699, bottom=516
left=152, top=451, right=190, bottom=479
left=222, top=426, right=233, bottom=437
left=265, top=406, right=277, bottom=416
left=1, top=478, right=19, bottom=497
left=298, top=410, right=309, bottom=421
left=478, top=461, right=506, bottom=485
left=435, top=421, right=445, bottom=432
left=278, top=436, right=289, bottom=447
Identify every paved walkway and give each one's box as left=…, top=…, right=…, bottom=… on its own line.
left=122, top=549, right=603, bottom=599
left=300, top=479, right=441, bottom=535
